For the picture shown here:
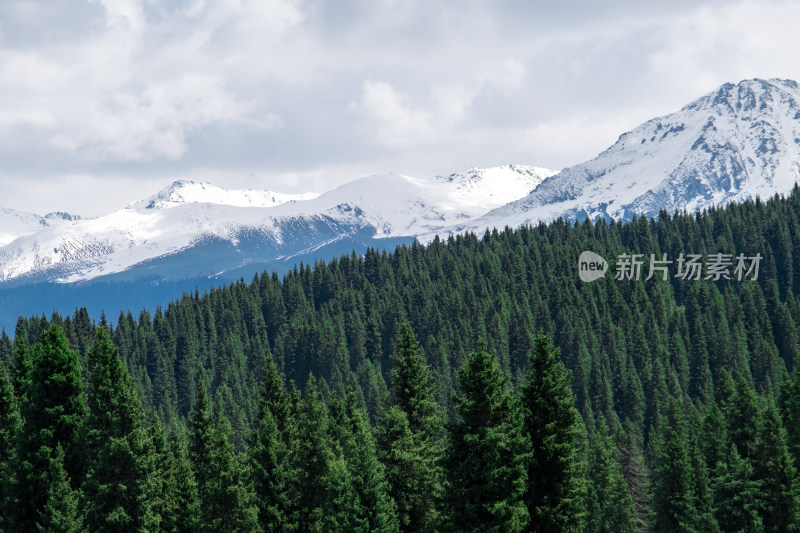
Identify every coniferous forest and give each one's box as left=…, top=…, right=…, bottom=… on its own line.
left=5, top=189, right=800, bottom=531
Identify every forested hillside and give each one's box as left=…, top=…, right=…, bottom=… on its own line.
left=4, top=188, right=800, bottom=531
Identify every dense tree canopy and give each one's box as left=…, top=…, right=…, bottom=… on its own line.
left=3, top=189, right=800, bottom=529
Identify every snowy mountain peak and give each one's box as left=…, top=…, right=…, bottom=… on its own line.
left=44, top=211, right=82, bottom=222
left=130, top=180, right=320, bottom=210
left=685, top=78, right=799, bottom=115
left=0, top=207, right=80, bottom=247
left=433, top=165, right=555, bottom=208
left=478, top=78, right=800, bottom=228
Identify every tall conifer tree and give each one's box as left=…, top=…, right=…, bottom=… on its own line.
left=380, top=322, right=443, bottom=531
left=10, top=324, right=87, bottom=530
left=443, top=340, right=529, bottom=532
left=521, top=332, right=586, bottom=532
left=82, top=326, right=157, bottom=531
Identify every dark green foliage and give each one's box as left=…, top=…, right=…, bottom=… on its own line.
left=380, top=322, right=443, bottom=531
left=189, top=379, right=261, bottom=532
left=521, top=332, right=586, bottom=532
left=82, top=326, right=157, bottom=532
left=781, top=368, right=800, bottom=467
left=293, top=375, right=333, bottom=531
left=754, top=398, right=800, bottom=532
left=163, top=424, right=201, bottom=533
left=585, top=419, right=637, bottom=533
left=35, top=445, right=83, bottom=533
left=443, top=341, right=530, bottom=532
left=712, top=445, right=763, bottom=532
left=249, top=354, right=296, bottom=531
left=0, top=359, right=21, bottom=530
left=341, top=392, right=399, bottom=532
left=653, top=398, right=699, bottom=532
left=10, top=324, right=87, bottom=530
left=7, top=190, right=800, bottom=529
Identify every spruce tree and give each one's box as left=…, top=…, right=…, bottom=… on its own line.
left=520, top=332, right=586, bottom=532
left=585, top=419, right=637, bottom=533
left=249, top=354, right=296, bottom=531
left=82, top=326, right=158, bottom=531
left=189, top=379, right=261, bottom=532
left=0, top=359, right=21, bottom=530
left=781, top=369, right=800, bottom=467
left=165, top=424, right=201, bottom=533
left=10, top=324, right=87, bottom=530
left=343, top=391, right=399, bottom=532
left=35, top=445, right=83, bottom=533
left=754, top=398, right=800, bottom=532
left=653, top=398, right=698, bottom=533
left=378, top=406, right=420, bottom=531
left=443, top=340, right=529, bottom=532
left=712, top=444, right=763, bottom=532
left=293, top=375, right=333, bottom=532
left=380, top=322, right=443, bottom=531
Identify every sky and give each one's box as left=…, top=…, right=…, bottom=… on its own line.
left=1, top=0, right=800, bottom=217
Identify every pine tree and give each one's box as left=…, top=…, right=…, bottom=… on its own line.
left=249, top=354, right=296, bottom=531
left=520, top=332, right=586, bottom=532
left=653, top=398, right=698, bottom=533
left=35, top=445, right=83, bottom=533
left=322, top=456, right=362, bottom=532
left=82, top=326, right=158, bottom=531
left=378, top=406, right=421, bottom=531
left=380, top=322, right=442, bottom=531
left=0, top=359, right=22, bottom=530
left=712, top=444, right=763, bottom=532
left=443, top=340, right=529, bottom=532
left=10, top=324, right=87, bottom=530
left=584, top=419, right=637, bottom=533
left=189, top=379, right=261, bottom=532
left=781, top=369, right=800, bottom=467
left=293, top=375, right=333, bottom=532
left=729, top=376, right=760, bottom=461
left=210, top=416, right=261, bottom=532
left=618, top=420, right=652, bottom=531
left=754, top=398, right=800, bottom=532
left=343, top=391, right=399, bottom=532
left=164, top=424, right=201, bottom=533
left=189, top=378, right=216, bottom=515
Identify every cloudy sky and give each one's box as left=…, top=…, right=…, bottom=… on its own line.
left=1, top=0, right=799, bottom=216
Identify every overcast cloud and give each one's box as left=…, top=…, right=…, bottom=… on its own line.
left=1, top=0, right=799, bottom=216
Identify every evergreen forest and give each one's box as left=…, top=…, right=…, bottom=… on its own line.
left=4, top=188, right=800, bottom=531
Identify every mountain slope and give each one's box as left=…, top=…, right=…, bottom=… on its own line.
left=477, top=78, right=800, bottom=228
left=0, top=165, right=553, bottom=284
left=0, top=208, right=80, bottom=247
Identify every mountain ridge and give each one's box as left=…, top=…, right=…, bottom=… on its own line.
left=0, top=165, right=553, bottom=285
left=472, top=78, right=800, bottom=230
left=2, top=78, right=800, bottom=293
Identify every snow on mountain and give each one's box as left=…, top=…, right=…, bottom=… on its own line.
left=476, top=78, right=800, bottom=229
left=434, top=165, right=555, bottom=207
left=0, top=207, right=80, bottom=247
left=129, top=180, right=320, bottom=210
left=5, top=77, right=798, bottom=287
left=0, top=165, right=550, bottom=283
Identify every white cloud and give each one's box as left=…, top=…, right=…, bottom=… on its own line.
left=92, top=0, right=145, bottom=32
left=350, top=80, right=433, bottom=148
left=1, top=0, right=800, bottom=216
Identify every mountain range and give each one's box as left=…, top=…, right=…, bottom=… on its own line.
left=1, top=77, right=799, bottom=329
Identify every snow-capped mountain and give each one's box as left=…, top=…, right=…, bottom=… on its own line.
left=0, top=165, right=552, bottom=285
left=475, top=78, right=800, bottom=229
left=128, top=180, right=320, bottom=210
left=0, top=208, right=80, bottom=247
left=2, top=77, right=800, bottom=310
